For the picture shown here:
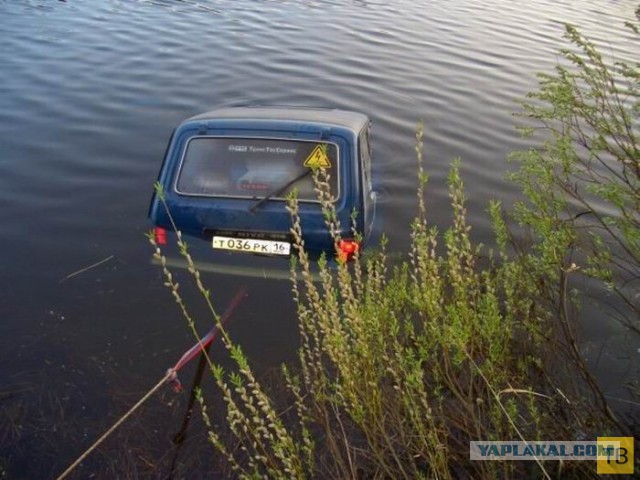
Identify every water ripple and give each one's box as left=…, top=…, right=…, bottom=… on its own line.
left=0, top=1, right=637, bottom=473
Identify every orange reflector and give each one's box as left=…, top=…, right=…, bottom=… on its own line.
left=338, top=239, right=360, bottom=261
left=154, top=227, right=167, bottom=245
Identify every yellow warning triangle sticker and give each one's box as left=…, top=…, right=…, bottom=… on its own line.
left=303, top=144, right=332, bottom=168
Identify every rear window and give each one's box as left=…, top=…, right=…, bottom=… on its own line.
left=175, top=137, right=339, bottom=201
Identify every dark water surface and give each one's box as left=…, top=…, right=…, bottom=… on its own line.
left=1, top=0, right=637, bottom=477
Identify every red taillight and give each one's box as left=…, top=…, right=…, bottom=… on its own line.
left=338, top=239, right=360, bottom=261
left=154, top=227, right=167, bottom=245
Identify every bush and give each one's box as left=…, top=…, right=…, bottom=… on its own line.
left=510, top=23, right=639, bottom=334
left=152, top=156, right=612, bottom=479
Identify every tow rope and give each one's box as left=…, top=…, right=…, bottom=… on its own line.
left=166, top=286, right=247, bottom=392
left=56, top=286, right=248, bottom=480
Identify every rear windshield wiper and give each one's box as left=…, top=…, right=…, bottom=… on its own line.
left=249, top=168, right=312, bottom=213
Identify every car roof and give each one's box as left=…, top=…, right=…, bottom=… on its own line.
left=187, top=106, right=369, bottom=132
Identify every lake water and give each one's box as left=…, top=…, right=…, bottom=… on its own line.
left=1, top=0, right=637, bottom=477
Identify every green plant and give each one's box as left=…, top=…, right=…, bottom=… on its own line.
left=150, top=131, right=616, bottom=478
left=275, top=129, right=615, bottom=478
left=510, top=23, right=639, bottom=334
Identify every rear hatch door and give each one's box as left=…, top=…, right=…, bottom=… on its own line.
left=150, top=129, right=354, bottom=254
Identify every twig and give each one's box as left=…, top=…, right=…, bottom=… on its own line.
left=497, top=388, right=552, bottom=400
left=465, top=351, right=552, bottom=480
left=59, top=255, right=114, bottom=283
left=604, top=395, right=640, bottom=408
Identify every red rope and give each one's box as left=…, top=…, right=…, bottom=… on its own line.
left=166, top=286, right=247, bottom=392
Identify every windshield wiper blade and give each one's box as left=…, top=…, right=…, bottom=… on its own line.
left=249, top=168, right=312, bottom=213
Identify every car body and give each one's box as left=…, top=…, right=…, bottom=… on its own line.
left=149, top=106, right=376, bottom=268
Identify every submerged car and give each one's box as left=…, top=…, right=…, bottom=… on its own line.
left=149, top=106, right=376, bottom=267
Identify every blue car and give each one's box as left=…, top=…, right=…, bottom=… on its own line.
left=149, top=106, right=376, bottom=272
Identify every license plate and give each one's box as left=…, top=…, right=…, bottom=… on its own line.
left=212, top=235, right=291, bottom=256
